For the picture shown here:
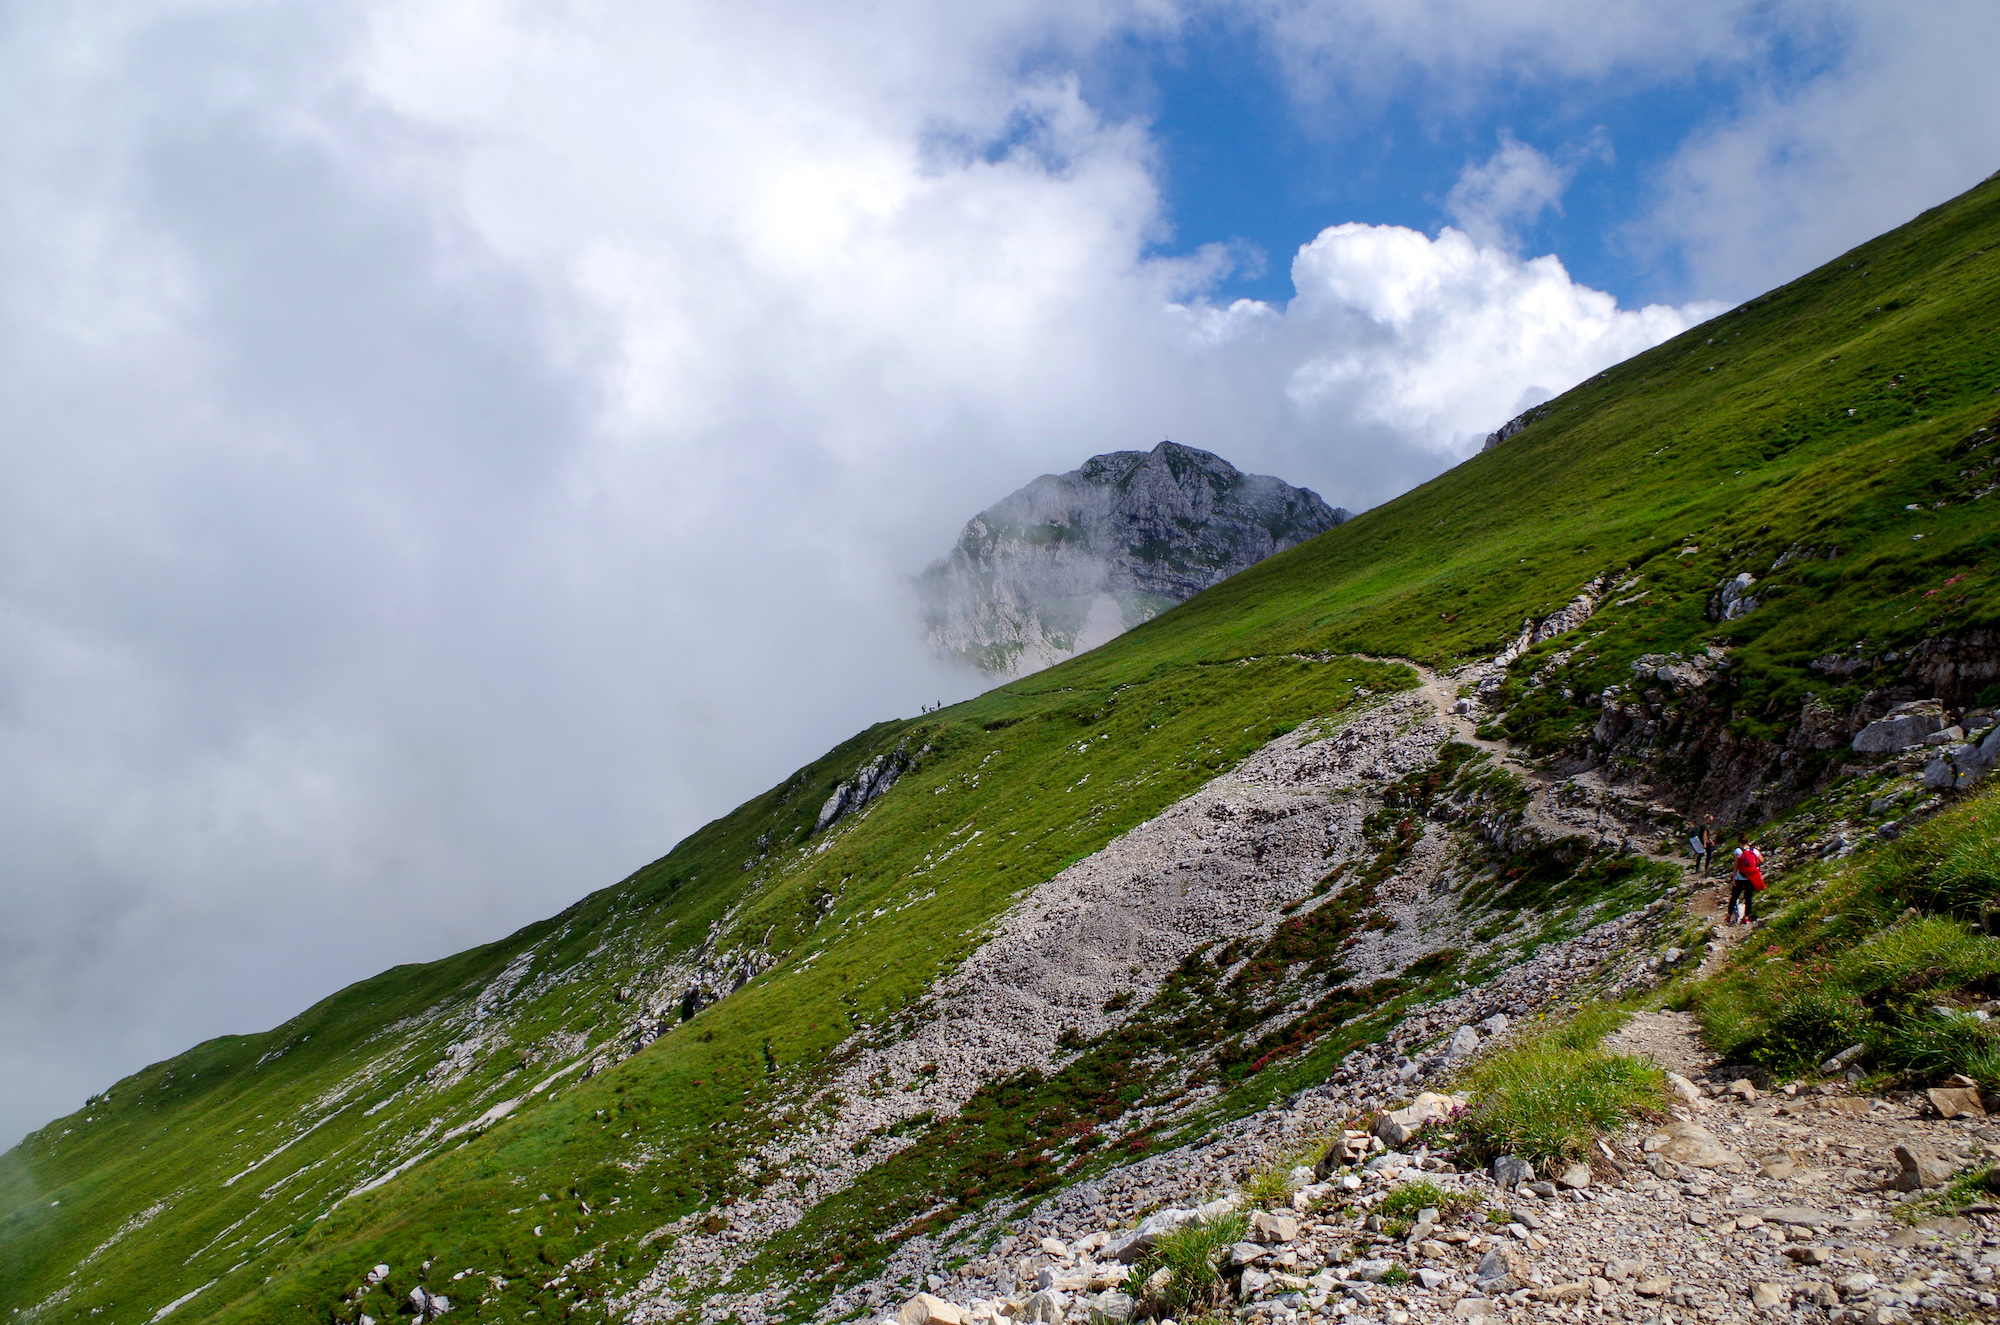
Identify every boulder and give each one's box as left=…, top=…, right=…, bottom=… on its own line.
left=1110, top=1208, right=1192, bottom=1262
left=1750, top=1282, right=1786, bottom=1309
left=1478, top=1013, right=1510, bottom=1037
left=1727, top=1078, right=1759, bottom=1101
left=1665, top=1072, right=1710, bottom=1111
left=1018, top=1290, right=1066, bottom=1324
left=1248, top=1211, right=1299, bottom=1244
left=1556, top=1162, right=1594, bottom=1189
left=897, top=1295, right=967, bottom=1325
left=1415, top=1268, right=1448, bottom=1290
left=1490, top=1154, right=1534, bottom=1187
left=1634, top=1277, right=1672, bottom=1298
left=1852, top=702, right=1945, bottom=753
left=1237, top=1268, right=1272, bottom=1298
left=1373, top=1092, right=1463, bottom=1145
left=1446, top=1025, right=1482, bottom=1058
left=1450, top=1299, right=1493, bottom=1318
left=1927, top=1085, right=1986, bottom=1119
left=1892, top=1145, right=1956, bottom=1191
left=365, top=1267, right=390, bottom=1287
left=1641, top=1120, right=1742, bottom=1168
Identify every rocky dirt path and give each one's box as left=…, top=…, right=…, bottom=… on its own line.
left=1604, top=1009, right=1718, bottom=1080
left=900, top=1053, right=2000, bottom=1325
left=1367, top=656, right=1678, bottom=862
left=1371, top=654, right=1762, bottom=984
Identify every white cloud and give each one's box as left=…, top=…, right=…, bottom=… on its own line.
left=1445, top=133, right=1572, bottom=249
left=1274, top=223, right=1716, bottom=452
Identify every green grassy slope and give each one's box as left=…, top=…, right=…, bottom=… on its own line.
left=1088, top=172, right=2000, bottom=719
left=5, top=173, right=1999, bottom=1325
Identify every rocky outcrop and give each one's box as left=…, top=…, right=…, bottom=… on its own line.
left=817, top=747, right=915, bottom=832
left=917, top=442, right=1346, bottom=677
left=1480, top=403, right=1554, bottom=452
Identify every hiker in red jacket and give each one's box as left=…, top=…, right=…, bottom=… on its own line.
left=1729, top=832, right=1765, bottom=924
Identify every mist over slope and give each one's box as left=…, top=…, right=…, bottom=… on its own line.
left=916, top=442, right=1347, bottom=678
left=3, top=174, right=1999, bottom=1325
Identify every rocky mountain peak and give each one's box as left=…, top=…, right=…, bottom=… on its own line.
left=917, top=441, right=1347, bottom=676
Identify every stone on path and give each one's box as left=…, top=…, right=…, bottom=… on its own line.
left=1248, top=1211, right=1298, bottom=1243
left=1927, top=1085, right=1986, bottom=1119
left=1760, top=1206, right=1833, bottom=1227
left=1665, top=1072, right=1710, bottom=1111
left=1490, top=1154, right=1533, bottom=1187
left=1641, top=1119, right=1743, bottom=1168
left=1750, top=1282, right=1786, bottom=1308
left=1556, top=1162, right=1593, bottom=1189
left=1892, top=1144, right=1956, bottom=1190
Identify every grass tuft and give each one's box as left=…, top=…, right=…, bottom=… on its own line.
left=1142, top=1211, right=1248, bottom=1316
left=1455, top=1008, right=1665, bottom=1169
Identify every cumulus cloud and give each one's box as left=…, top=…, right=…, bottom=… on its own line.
left=0, top=0, right=1927, bottom=1146
left=1445, top=133, right=1573, bottom=249
left=1271, top=223, right=1716, bottom=452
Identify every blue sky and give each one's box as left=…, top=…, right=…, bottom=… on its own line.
left=1077, top=6, right=1850, bottom=307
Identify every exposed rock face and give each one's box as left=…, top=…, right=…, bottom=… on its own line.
left=917, top=442, right=1346, bottom=677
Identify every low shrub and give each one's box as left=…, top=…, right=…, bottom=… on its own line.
left=1454, top=1010, right=1664, bottom=1168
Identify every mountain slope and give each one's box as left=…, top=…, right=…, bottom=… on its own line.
left=5, top=173, right=2000, bottom=1325
left=916, top=441, right=1346, bottom=677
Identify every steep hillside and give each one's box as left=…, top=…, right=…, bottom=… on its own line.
left=4, top=173, right=1999, bottom=1325
left=916, top=442, right=1346, bottom=677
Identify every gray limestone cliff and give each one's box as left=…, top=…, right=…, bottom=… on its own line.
left=916, top=441, right=1348, bottom=677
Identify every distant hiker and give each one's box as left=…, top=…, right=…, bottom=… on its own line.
left=1688, top=815, right=1718, bottom=878
left=1728, top=832, right=1765, bottom=924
